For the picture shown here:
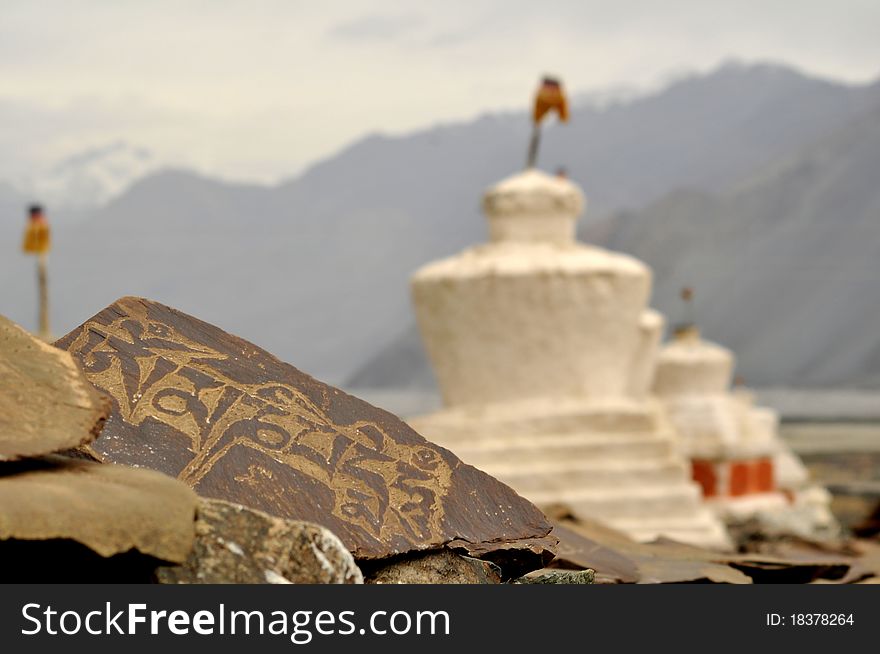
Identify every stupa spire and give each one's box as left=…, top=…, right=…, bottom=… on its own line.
left=673, top=286, right=699, bottom=341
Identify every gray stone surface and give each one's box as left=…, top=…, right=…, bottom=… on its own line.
left=515, top=569, right=595, bottom=584
left=365, top=549, right=501, bottom=584
left=156, top=498, right=363, bottom=584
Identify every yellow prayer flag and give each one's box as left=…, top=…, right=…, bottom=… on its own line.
left=533, top=77, right=569, bottom=124
left=22, top=205, right=51, bottom=255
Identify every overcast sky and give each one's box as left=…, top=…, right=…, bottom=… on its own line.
left=2, top=0, right=879, bottom=182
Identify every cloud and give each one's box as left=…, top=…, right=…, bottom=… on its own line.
left=327, top=12, right=421, bottom=42
left=0, top=95, right=191, bottom=179
left=1, top=0, right=879, bottom=187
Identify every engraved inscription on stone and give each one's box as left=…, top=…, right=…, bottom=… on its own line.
left=57, top=297, right=554, bottom=565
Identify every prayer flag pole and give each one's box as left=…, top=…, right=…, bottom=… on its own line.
left=22, top=204, right=52, bottom=340
left=527, top=76, right=569, bottom=169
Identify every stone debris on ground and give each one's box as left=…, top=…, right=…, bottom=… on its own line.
left=853, top=499, right=880, bottom=538
left=545, top=505, right=880, bottom=584
left=364, top=548, right=502, bottom=584
left=549, top=513, right=751, bottom=584
left=514, top=569, right=596, bottom=584
left=156, top=498, right=363, bottom=584
left=548, top=521, right=640, bottom=584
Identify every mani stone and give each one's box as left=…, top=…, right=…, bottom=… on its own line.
left=156, top=498, right=362, bottom=584
left=0, top=455, right=196, bottom=563
left=0, top=315, right=109, bottom=461
left=56, top=297, right=555, bottom=573
left=408, top=169, right=729, bottom=549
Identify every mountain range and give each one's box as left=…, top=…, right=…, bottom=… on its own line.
left=1, top=61, right=878, bottom=392
left=5, top=142, right=162, bottom=214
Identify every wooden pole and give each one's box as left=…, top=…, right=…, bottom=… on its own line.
left=526, top=122, right=541, bottom=169
left=37, top=252, right=50, bottom=340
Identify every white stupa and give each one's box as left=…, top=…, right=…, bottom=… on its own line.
left=408, top=169, right=730, bottom=548
left=654, top=323, right=836, bottom=536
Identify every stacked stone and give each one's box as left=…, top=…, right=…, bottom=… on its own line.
left=409, top=169, right=730, bottom=549
left=0, top=315, right=198, bottom=581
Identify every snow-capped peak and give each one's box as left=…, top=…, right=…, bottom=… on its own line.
left=14, top=141, right=162, bottom=211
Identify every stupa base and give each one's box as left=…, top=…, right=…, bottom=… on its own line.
left=410, top=397, right=732, bottom=550
left=706, top=492, right=790, bottom=520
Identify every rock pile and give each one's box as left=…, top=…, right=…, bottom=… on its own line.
left=156, top=498, right=362, bottom=584
left=2, top=305, right=876, bottom=584
left=543, top=505, right=879, bottom=584
left=0, top=315, right=196, bottom=582
left=3, top=309, right=550, bottom=583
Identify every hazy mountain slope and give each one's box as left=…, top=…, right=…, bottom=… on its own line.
left=283, top=62, right=880, bottom=221
left=346, top=323, right=437, bottom=390
left=0, top=182, right=25, bottom=244
left=0, top=168, right=442, bottom=382
left=2, top=63, right=877, bottom=387
left=10, top=142, right=161, bottom=212
left=604, top=102, right=880, bottom=387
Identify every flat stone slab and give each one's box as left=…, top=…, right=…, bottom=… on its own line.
left=0, top=315, right=109, bottom=461
left=553, top=516, right=751, bottom=584
left=57, top=297, right=555, bottom=569
left=157, top=498, right=362, bottom=584
left=550, top=522, right=639, bottom=583
left=364, top=549, right=501, bottom=584
left=551, top=512, right=867, bottom=584
left=0, top=455, right=196, bottom=562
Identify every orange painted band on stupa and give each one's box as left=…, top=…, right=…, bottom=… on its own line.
left=691, top=457, right=775, bottom=498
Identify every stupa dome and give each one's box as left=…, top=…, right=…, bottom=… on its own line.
left=654, top=328, right=734, bottom=396
left=482, top=169, right=585, bottom=244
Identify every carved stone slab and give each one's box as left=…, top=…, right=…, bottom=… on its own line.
left=56, top=297, right=555, bottom=566
left=0, top=315, right=109, bottom=461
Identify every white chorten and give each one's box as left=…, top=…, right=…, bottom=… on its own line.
left=654, top=326, right=836, bottom=535
left=408, top=169, right=730, bottom=548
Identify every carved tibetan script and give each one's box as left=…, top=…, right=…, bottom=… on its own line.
left=56, top=298, right=553, bottom=562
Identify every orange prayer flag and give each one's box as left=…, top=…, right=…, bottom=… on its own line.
left=533, top=76, right=569, bottom=124
left=22, top=205, right=51, bottom=255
